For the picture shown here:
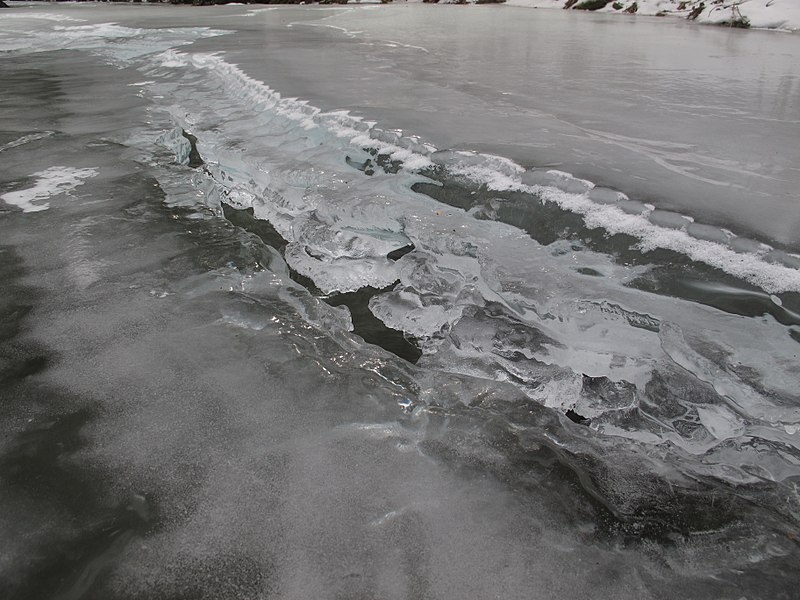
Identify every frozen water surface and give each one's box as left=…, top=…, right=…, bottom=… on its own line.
left=1, top=3, right=799, bottom=599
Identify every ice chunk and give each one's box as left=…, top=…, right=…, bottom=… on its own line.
left=521, top=169, right=592, bottom=195
left=588, top=186, right=627, bottom=204
left=648, top=209, right=693, bottom=230
left=696, top=405, right=745, bottom=441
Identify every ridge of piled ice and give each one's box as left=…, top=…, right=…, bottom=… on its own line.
left=139, top=48, right=800, bottom=479
left=145, top=43, right=800, bottom=295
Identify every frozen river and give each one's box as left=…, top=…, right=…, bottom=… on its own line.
left=1, top=3, right=799, bottom=599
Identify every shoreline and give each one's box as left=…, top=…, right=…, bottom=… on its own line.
left=504, top=0, right=800, bottom=32
left=6, top=0, right=799, bottom=32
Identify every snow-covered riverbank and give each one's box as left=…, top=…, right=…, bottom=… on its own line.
left=504, top=0, right=800, bottom=31
left=4, top=0, right=798, bottom=31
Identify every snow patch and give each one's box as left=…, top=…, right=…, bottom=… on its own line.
left=1, top=166, right=98, bottom=213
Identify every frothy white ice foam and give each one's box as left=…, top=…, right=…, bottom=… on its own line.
left=532, top=184, right=800, bottom=294
left=433, top=150, right=525, bottom=191
left=152, top=50, right=434, bottom=170
left=446, top=162, right=800, bottom=294
left=1, top=166, right=98, bottom=213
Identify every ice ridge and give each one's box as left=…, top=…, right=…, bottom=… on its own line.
left=152, top=48, right=800, bottom=295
